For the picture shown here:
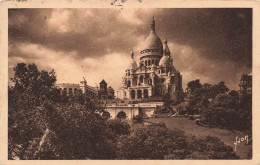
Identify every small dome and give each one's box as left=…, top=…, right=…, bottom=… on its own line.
left=128, top=60, right=138, bottom=70
left=127, top=50, right=138, bottom=70
left=159, top=55, right=170, bottom=66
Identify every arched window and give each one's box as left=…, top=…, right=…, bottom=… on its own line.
left=152, top=59, right=154, bottom=64
left=117, top=111, right=127, bottom=119
left=69, top=88, right=73, bottom=96
left=145, top=60, right=147, bottom=66
left=63, top=88, right=67, bottom=95
left=144, top=89, right=148, bottom=98
left=137, top=90, right=142, bottom=99
left=161, top=78, right=165, bottom=83
left=127, top=80, right=131, bottom=87
left=74, top=88, right=78, bottom=95
left=148, top=60, right=151, bottom=66
left=131, top=90, right=135, bottom=99
left=140, top=75, right=144, bottom=83
left=162, top=68, right=165, bottom=73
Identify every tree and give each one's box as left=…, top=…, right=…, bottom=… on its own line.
left=8, top=63, right=112, bottom=160
left=43, top=103, right=117, bottom=159
left=186, top=79, right=202, bottom=94
left=117, top=123, right=239, bottom=159
left=8, top=63, right=56, bottom=159
left=9, top=63, right=57, bottom=108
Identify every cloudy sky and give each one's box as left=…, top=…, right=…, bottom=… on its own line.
left=8, top=8, right=252, bottom=91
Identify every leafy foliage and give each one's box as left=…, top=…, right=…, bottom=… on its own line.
left=185, top=79, right=251, bottom=131
left=8, top=63, right=241, bottom=160
left=117, top=123, right=239, bottom=159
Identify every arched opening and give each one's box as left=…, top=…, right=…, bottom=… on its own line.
left=137, top=90, right=142, bottom=99
left=127, top=80, right=131, bottom=87
left=162, top=68, right=165, bottom=73
left=144, top=89, right=148, bottom=98
left=159, top=70, right=161, bottom=74
left=117, top=111, right=126, bottom=119
left=74, top=88, right=78, bottom=95
left=161, top=78, right=165, bottom=83
left=102, top=111, right=110, bottom=119
left=148, top=60, right=151, bottom=66
left=145, top=60, right=147, bottom=66
left=158, top=88, right=161, bottom=96
left=152, top=59, right=154, bottom=64
left=69, top=88, right=73, bottom=96
left=131, top=90, right=135, bottom=99
left=140, top=75, right=144, bottom=84
left=63, top=88, right=67, bottom=95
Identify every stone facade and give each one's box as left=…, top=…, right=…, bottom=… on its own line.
left=56, top=78, right=99, bottom=98
left=99, top=79, right=115, bottom=99
left=105, top=102, right=163, bottom=119
left=56, top=79, right=115, bottom=99
left=119, top=18, right=183, bottom=101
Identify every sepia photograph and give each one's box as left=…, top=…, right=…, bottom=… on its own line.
left=2, top=3, right=257, bottom=162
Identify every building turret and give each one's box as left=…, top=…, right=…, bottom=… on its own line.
left=127, top=50, right=138, bottom=70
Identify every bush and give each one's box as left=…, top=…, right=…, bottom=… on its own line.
left=105, top=119, right=130, bottom=136
left=132, top=115, right=144, bottom=124
left=116, top=123, right=239, bottom=159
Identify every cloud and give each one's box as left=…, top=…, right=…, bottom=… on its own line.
left=8, top=42, right=131, bottom=90
left=169, top=42, right=251, bottom=89
left=8, top=8, right=252, bottom=90
left=47, top=9, right=72, bottom=33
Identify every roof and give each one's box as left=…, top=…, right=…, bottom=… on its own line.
left=100, top=79, right=107, bottom=85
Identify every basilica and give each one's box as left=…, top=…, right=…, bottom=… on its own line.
left=119, top=18, right=183, bottom=101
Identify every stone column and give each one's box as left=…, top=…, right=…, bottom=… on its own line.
left=137, top=75, right=140, bottom=86
left=149, top=88, right=152, bottom=97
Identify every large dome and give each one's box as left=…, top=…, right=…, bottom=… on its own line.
left=140, top=18, right=163, bottom=59
left=141, top=33, right=163, bottom=52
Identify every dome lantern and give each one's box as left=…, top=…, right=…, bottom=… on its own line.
left=151, top=16, right=156, bottom=34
